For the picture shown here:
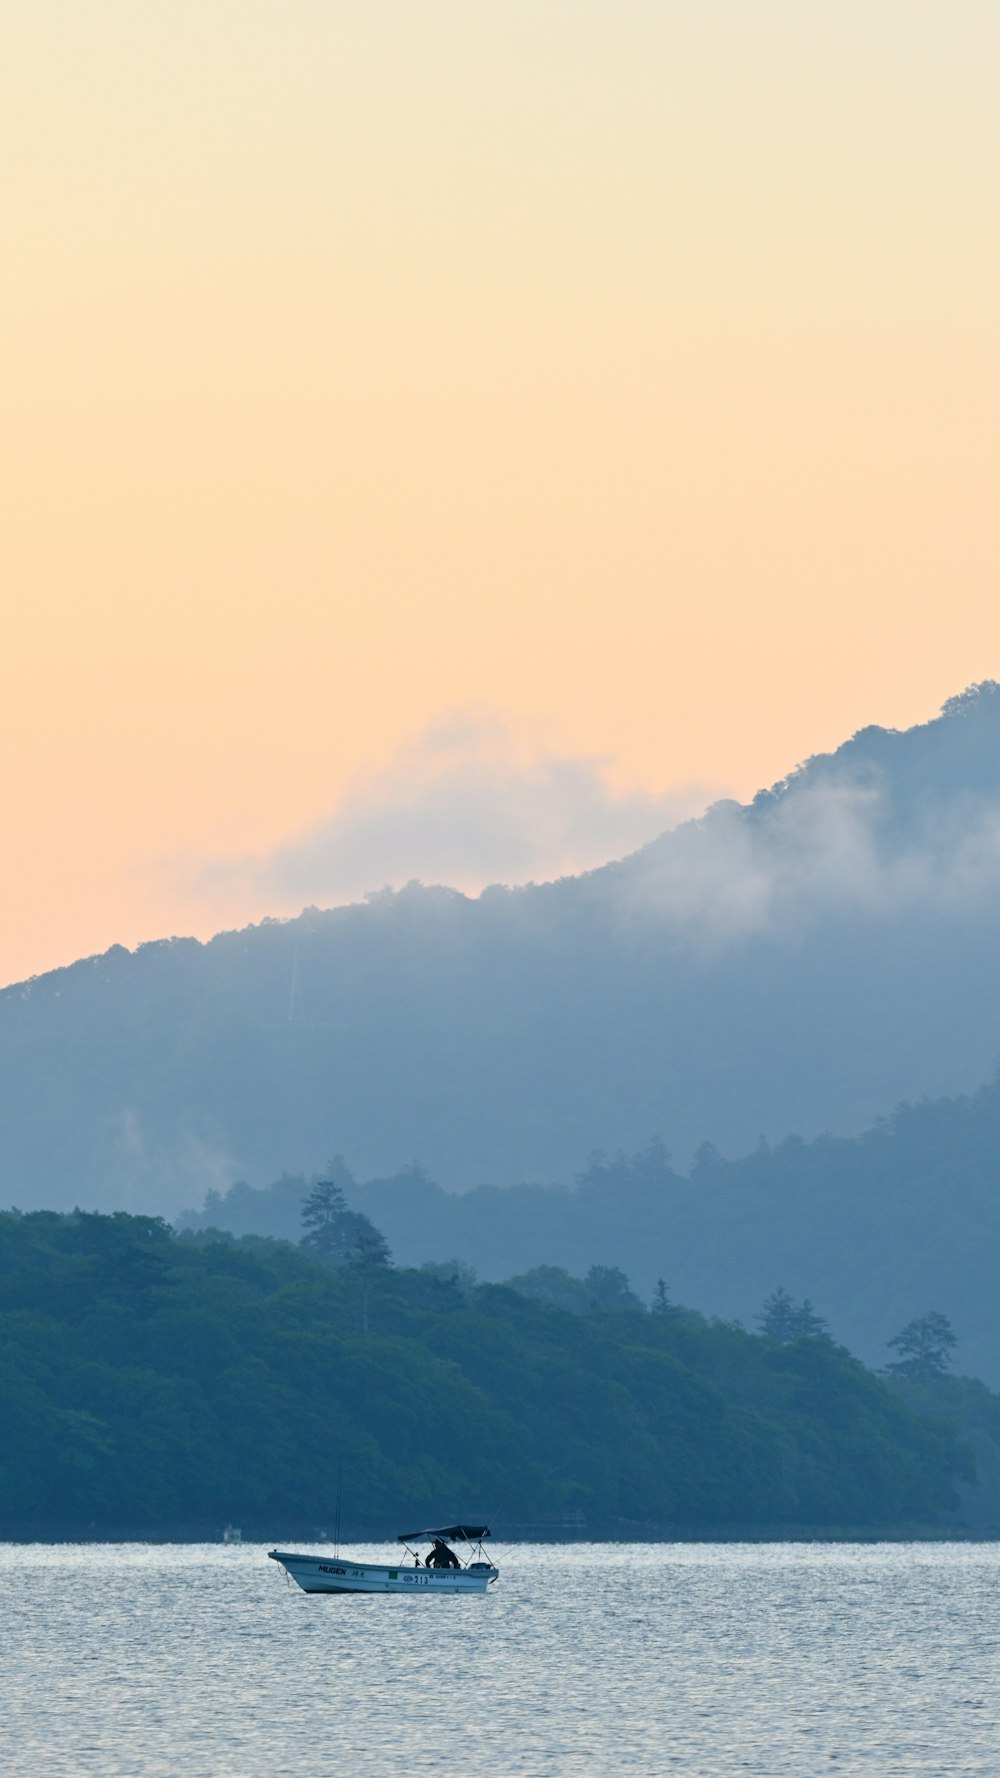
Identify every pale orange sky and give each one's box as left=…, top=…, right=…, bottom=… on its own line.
left=2, top=2, right=998, bottom=985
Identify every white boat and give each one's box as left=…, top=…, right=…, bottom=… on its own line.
left=268, top=1523, right=499, bottom=1595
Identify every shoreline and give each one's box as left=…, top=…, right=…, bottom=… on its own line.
left=0, top=1520, right=994, bottom=1545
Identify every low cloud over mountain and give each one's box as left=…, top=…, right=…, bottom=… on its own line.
left=623, top=686, right=1000, bottom=946
left=4, top=682, right=1000, bottom=1213
left=196, top=710, right=711, bottom=909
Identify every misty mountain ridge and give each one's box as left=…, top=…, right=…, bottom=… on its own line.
left=4, top=680, right=1000, bottom=1210
left=180, top=1069, right=1000, bottom=1386
left=609, top=679, right=1000, bottom=943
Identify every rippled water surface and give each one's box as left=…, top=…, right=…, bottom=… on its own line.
left=4, top=1541, right=1000, bottom=1776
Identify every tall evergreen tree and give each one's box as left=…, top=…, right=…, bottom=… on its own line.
left=301, top=1180, right=391, bottom=1269
left=759, top=1288, right=829, bottom=1342
left=758, top=1287, right=800, bottom=1341
left=887, top=1312, right=957, bottom=1379
left=795, top=1299, right=829, bottom=1340
left=652, top=1278, right=675, bottom=1315
left=300, top=1178, right=350, bottom=1261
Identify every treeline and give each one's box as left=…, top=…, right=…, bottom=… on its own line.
left=0, top=1208, right=979, bottom=1536
left=180, top=1078, right=1000, bottom=1386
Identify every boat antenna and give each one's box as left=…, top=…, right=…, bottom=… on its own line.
left=334, top=1460, right=343, bottom=1559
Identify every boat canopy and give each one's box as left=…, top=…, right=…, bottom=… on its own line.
left=397, top=1524, right=491, bottom=1543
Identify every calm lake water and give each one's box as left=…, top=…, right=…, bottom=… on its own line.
left=3, top=1541, right=1000, bottom=1776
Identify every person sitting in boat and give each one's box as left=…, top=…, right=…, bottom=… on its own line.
left=426, top=1538, right=461, bottom=1569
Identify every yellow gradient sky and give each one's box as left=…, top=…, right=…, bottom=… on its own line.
left=2, top=2, right=999, bottom=984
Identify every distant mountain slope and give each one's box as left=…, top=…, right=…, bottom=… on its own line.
left=181, top=1076, right=1000, bottom=1386
left=4, top=682, right=1000, bottom=1213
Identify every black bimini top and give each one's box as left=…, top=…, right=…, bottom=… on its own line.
left=397, top=1524, right=491, bottom=1543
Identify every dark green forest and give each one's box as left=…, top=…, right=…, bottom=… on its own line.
left=182, top=1076, right=1000, bottom=1387
left=0, top=1208, right=982, bottom=1537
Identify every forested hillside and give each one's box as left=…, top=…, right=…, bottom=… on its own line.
left=5, top=685, right=1000, bottom=1212
left=0, top=1211, right=972, bottom=1537
left=182, top=1076, right=1000, bottom=1387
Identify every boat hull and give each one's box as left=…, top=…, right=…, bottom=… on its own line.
left=269, top=1550, right=498, bottom=1595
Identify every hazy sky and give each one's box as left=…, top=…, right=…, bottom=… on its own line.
left=3, top=2, right=998, bottom=985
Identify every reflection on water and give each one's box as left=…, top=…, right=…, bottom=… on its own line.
left=3, top=1540, right=1000, bottom=1776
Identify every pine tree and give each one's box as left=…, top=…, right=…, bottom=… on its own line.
left=886, top=1312, right=957, bottom=1379
left=794, top=1299, right=829, bottom=1340
left=300, top=1180, right=391, bottom=1269
left=300, top=1179, right=350, bottom=1260
left=758, top=1287, right=800, bottom=1341
left=758, top=1288, right=829, bottom=1342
